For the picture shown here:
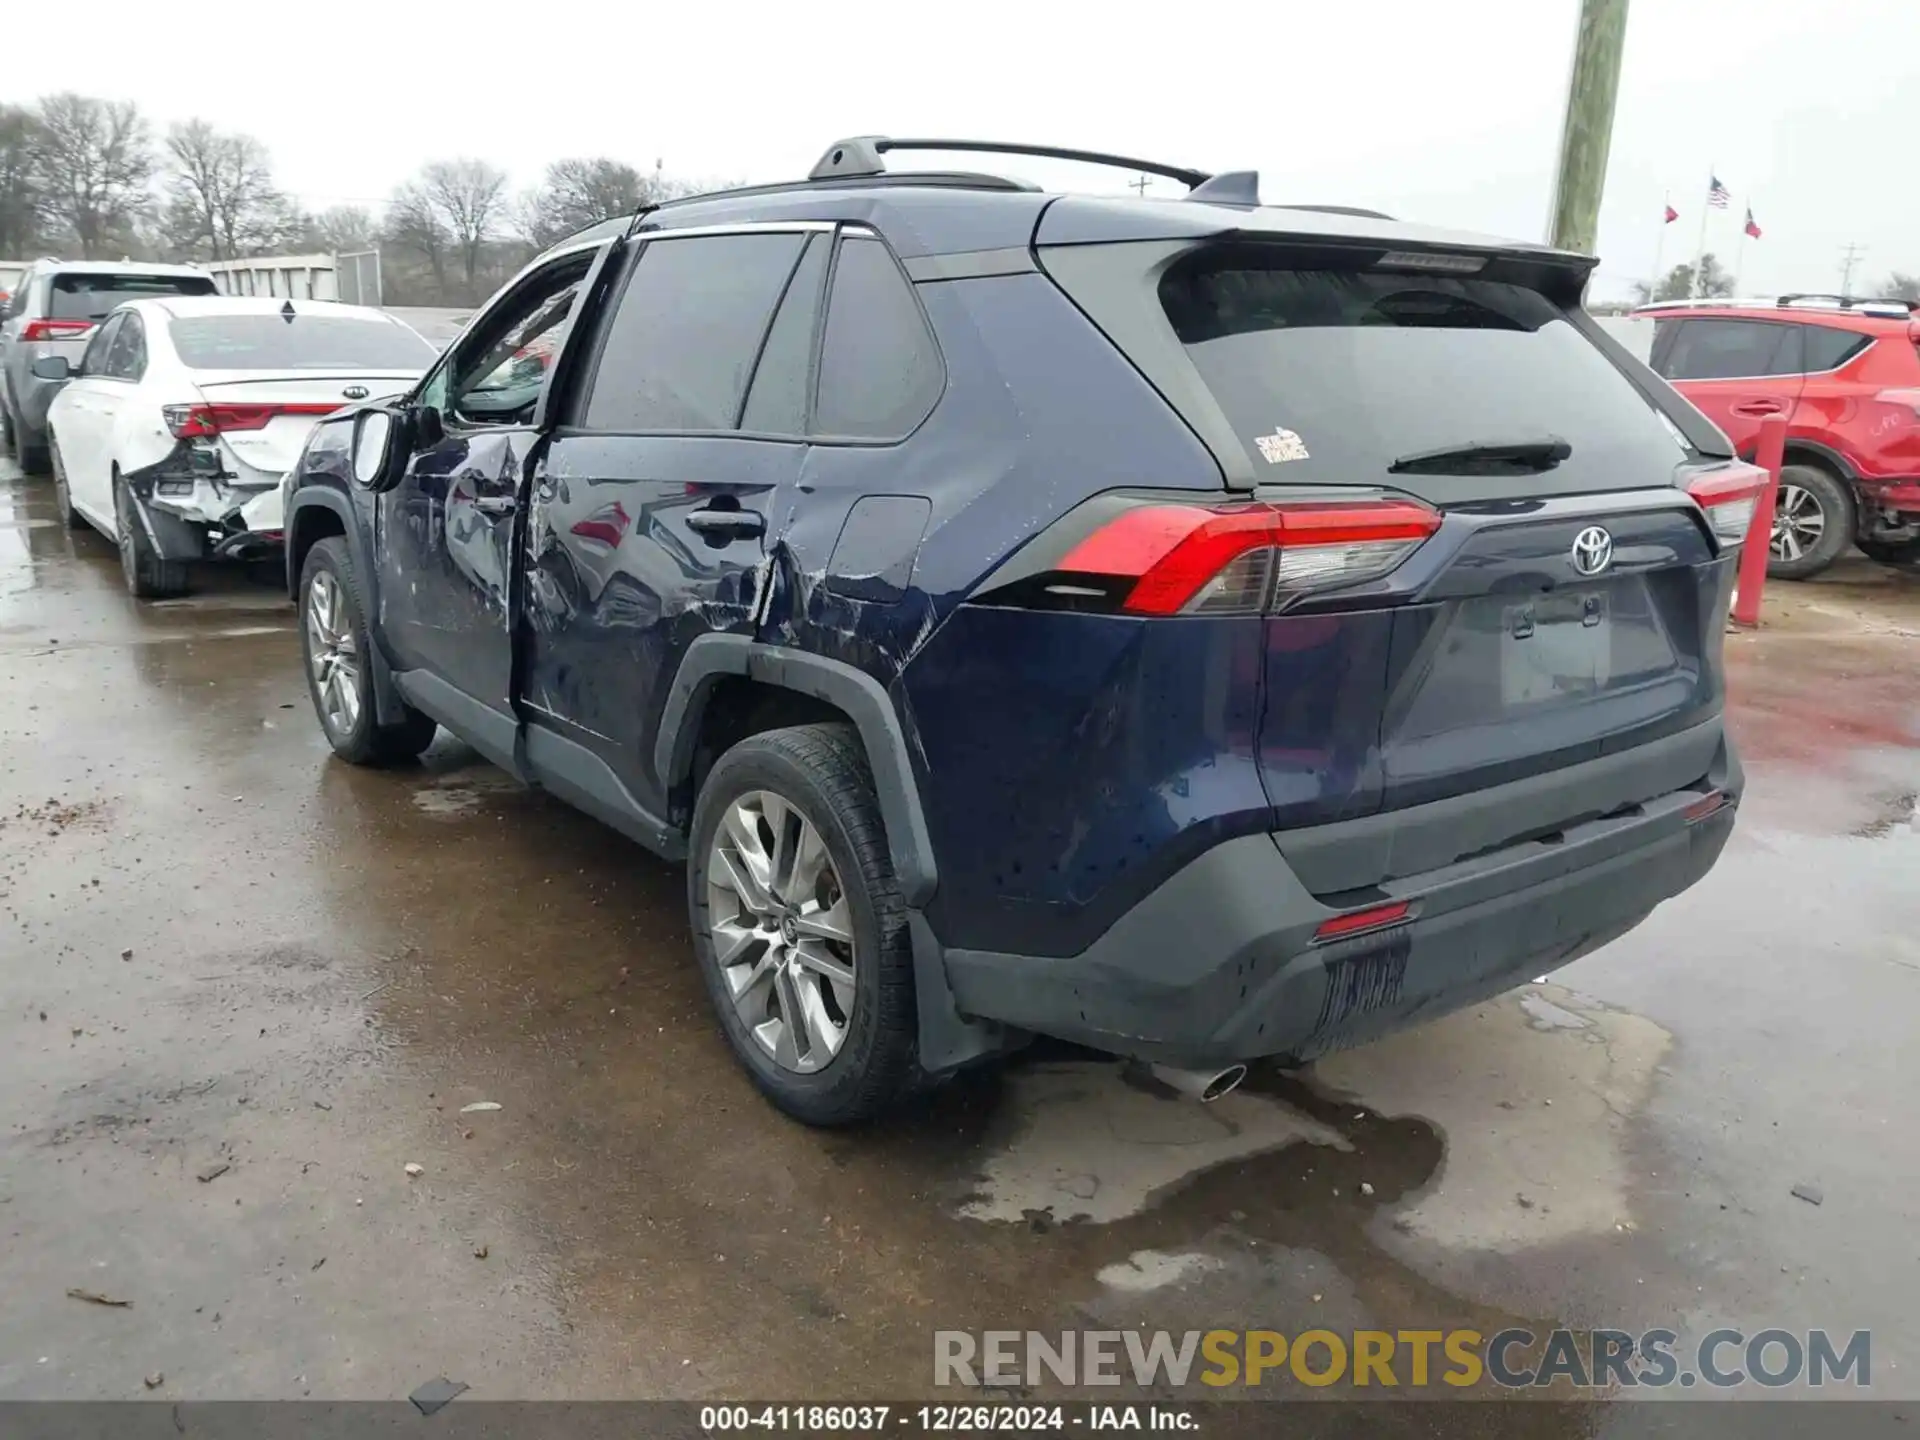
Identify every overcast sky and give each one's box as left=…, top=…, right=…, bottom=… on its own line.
left=57, top=0, right=1920, bottom=302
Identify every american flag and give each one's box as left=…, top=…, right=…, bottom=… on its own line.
left=1708, top=176, right=1731, bottom=209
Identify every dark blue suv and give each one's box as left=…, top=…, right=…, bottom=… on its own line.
left=285, top=138, right=1756, bottom=1125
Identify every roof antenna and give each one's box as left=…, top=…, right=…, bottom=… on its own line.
left=280, top=300, right=297, bottom=324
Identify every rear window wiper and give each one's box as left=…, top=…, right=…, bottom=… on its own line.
left=1388, top=436, right=1572, bottom=476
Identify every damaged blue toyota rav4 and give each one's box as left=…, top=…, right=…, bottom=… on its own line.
left=285, top=138, right=1755, bottom=1125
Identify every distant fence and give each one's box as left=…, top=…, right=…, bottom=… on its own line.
left=204, top=249, right=383, bottom=307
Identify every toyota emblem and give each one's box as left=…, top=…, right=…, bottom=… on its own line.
left=1570, top=525, right=1614, bottom=577
left=342, top=385, right=369, bottom=401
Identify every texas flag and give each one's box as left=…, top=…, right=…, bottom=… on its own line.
left=1744, top=207, right=1763, bottom=240
left=1664, top=203, right=1679, bottom=224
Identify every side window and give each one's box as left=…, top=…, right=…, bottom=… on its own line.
left=81, top=313, right=122, bottom=374
left=103, top=315, right=144, bottom=379
left=580, top=231, right=806, bottom=433
left=1802, top=327, right=1872, bottom=373
left=813, top=236, right=943, bottom=440
left=442, top=252, right=594, bottom=426
left=115, top=313, right=147, bottom=380
left=1659, top=320, right=1803, bottom=380
left=739, top=235, right=828, bottom=435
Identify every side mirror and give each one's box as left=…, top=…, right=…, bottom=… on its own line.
left=350, top=410, right=401, bottom=491
left=31, top=355, right=72, bottom=381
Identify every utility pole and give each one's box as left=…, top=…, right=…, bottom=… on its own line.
left=1546, top=0, right=1632, bottom=254
left=1128, top=174, right=1151, bottom=197
left=1839, top=241, right=1866, bottom=295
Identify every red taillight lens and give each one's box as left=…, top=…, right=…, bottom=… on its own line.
left=1314, top=900, right=1412, bottom=943
left=162, top=402, right=340, bottom=439
left=1685, top=462, right=1770, bottom=545
left=21, top=319, right=95, bottom=343
left=1058, top=499, right=1440, bottom=615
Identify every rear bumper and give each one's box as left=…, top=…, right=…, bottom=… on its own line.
left=941, top=729, right=1740, bottom=1067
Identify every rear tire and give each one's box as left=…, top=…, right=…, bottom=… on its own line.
left=1855, top=536, right=1920, bottom=567
left=49, top=437, right=84, bottom=530
left=299, top=537, right=438, bottom=766
left=114, top=471, right=190, bottom=598
left=687, top=723, right=920, bottom=1127
left=1767, top=464, right=1853, bottom=580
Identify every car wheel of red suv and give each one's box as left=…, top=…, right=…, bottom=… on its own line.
left=1769, top=465, right=1854, bottom=580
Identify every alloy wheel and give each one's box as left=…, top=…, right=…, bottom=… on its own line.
left=1771, top=484, right=1825, bottom=563
left=305, top=571, right=362, bottom=735
left=705, top=790, right=857, bottom=1074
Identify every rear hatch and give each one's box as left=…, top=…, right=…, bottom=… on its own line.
left=169, top=309, right=433, bottom=484
left=37, top=271, right=217, bottom=358
left=1039, top=210, right=1742, bottom=863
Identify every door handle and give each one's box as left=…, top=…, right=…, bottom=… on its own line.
left=1731, top=400, right=1786, bottom=417
left=686, top=508, right=766, bottom=539
left=470, top=494, right=516, bottom=516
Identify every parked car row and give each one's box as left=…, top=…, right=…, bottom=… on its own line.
left=264, top=137, right=1752, bottom=1125
left=0, top=258, right=435, bottom=595
left=1635, top=293, right=1920, bottom=578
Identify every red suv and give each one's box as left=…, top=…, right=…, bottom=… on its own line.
left=1639, top=295, right=1920, bottom=577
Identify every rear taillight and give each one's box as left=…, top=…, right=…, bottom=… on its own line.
left=1314, top=900, right=1412, bottom=943
left=20, top=319, right=94, bottom=343
left=1686, top=463, right=1770, bottom=545
left=162, top=402, right=339, bottom=439
left=1056, top=499, right=1441, bottom=615
left=1873, top=387, right=1920, bottom=420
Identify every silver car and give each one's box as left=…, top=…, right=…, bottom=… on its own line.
left=1, top=259, right=218, bottom=473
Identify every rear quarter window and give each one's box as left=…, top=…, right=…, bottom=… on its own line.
left=813, top=236, right=943, bottom=440
left=1800, top=326, right=1873, bottom=373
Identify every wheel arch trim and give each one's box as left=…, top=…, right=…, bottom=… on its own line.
left=656, top=635, right=937, bottom=907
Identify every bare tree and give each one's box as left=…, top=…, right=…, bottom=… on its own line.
left=162, top=119, right=296, bottom=260
left=517, top=157, right=693, bottom=248
left=1882, top=272, right=1920, bottom=304
left=0, top=105, right=44, bottom=259
left=304, top=204, right=375, bottom=255
left=33, top=94, right=154, bottom=258
left=383, top=182, right=448, bottom=295
left=419, top=159, right=507, bottom=295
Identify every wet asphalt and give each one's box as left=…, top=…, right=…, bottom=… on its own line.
left=2, top=456, right=1917, bottom=1431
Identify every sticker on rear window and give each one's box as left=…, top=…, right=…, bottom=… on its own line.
left=1255, top=426, right=1310, bottom=464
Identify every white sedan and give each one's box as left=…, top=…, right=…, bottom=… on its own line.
left=37, top=295, right=435, bottom=597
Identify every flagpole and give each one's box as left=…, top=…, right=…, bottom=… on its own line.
left=1651, top=189, right=1670, bottom=298
left=1733, top=196, right=1751, bottom=296
left=1691, top=165, right=1713, bottom=298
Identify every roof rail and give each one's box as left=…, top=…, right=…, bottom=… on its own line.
left=1778, top=292, right=1919, bottom=313
left=809, top=136, right=1212, bottom=190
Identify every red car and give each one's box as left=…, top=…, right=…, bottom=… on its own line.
left=1639, top=295, right=1920, bottom=577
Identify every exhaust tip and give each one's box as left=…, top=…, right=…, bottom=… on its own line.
left=1144, top=1062, right=1249, bottom=1103
left=1200, top=1064, right=1249, bottom=1102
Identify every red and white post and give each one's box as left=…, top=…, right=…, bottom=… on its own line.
left=1730, top=414, right=1789, bottom=627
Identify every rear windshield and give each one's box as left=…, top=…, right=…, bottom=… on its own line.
left=51, top=272, right=216, bottom=320
left=168, top=315, right=437, bottom=371
left=1158, top=253, right=1685, bottom=488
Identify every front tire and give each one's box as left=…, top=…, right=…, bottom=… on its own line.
left=114, top=471, right=189, bottom=598
left=299, top=537, right=438, bottom=765
left=687, top=723, right=919, bottom=1126
left=1768, top=465, right=1854, bottom=580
